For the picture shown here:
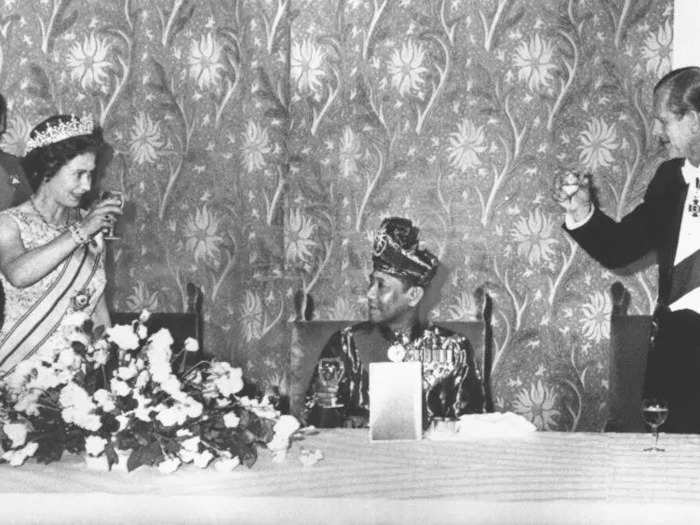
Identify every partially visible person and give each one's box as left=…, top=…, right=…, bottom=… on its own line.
left=304, top=217, right=486, bottom=428
left=0, top=95, right=33, bottom=327
left=0, top=94, right=32, bottom=209
left=0, top=114, right=122, bottom=372
left=555, top=66, right=700, bottom=433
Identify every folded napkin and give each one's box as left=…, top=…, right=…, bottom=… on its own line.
left=426, top=412, right=536, bottom=441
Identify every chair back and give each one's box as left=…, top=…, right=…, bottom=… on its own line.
left=606, top=282, right=651, bottom=432
left=110, top=283, right=204, bottom=357
left=288, top=319, right=491, bottom=419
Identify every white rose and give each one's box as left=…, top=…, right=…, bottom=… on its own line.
left=3, top=441, right=38, bottom=466
left=59, top=383, right=94, bottom=414
left=117, top=363, right=137, bottom=381
left=179, top=449, right=196, bottom=463
left=214, top=457, right=240, bottom=472
left=138, top=310, right=151, bottom=323
left=116, top=414, right=130, bottom=431
left=110, top=378, right=131, bottom=397
left=30, top=366, right=63, bottom=390
left=156, top=406, right=186, bottom=427
left=149, top=360, right=172, bottom=384
left=5, top=360, right=36, bottom=391
left=92, top=347, right=109, bottom=366
left=84, top=435, right=107, bottom=456
left=57, top=348, right=80, bottom=369
left=3, top=423, right=28, bottom=447
left=223, top=412, right=240, bottom=428
left=273, top=415, right=300, bottom=440
left=136, top=324, right=148, bottom=340
left=160, top=375, right=182, bottom=397
left=184, top=399, right=203, bottom=419
left=193, top=450, right=213, bottom=468
left=135, top=370, right=151, bottom=390
left=14, top=391, right=41, bottom=416
left=93, top=389, right=116, bottom=412
left=181, top=436, right=200, bottom=452
left=132, top=394, right=152, bottom=422
left=67, top=411, right=101, bottom=432
left=106, top=325, right=140, bottom=350
left=158, top=456, right=181, bottom=474
left=214, top=367, right=244, bottom=397
left=183, top=337, right=199, bottom=352
left=149, top=328, right=174, bottom=351
left=134, top=405, right=151, bottom=422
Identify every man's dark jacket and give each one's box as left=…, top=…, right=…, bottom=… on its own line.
left=565, top=158, right=686, bottom=307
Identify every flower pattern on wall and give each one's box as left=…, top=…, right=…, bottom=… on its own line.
left=388, top=39, right=428, bottom=97
left=67, top=32, right=113, bottom=92
left=512, top=379, right=561, bottom=430
left=188, top=33, right=225, bottom=92
left=642, top=19, right=672, bottom=77
left=129, top=113, right=164, bottom=166
left=578, top=117, right=620, bottom=171
left=291, top=37, right=327, bottom=95
left=0, top=0, right=672, bottom=431
left=513, top=34, right=557, bottom=93
left=511, top=209, right=558, bottom=266
left=447, top=118, right=487, bottom=173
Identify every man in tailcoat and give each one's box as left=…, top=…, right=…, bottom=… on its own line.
left=557, top=67, right=700, bottom=433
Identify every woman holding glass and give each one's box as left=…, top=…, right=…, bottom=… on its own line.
left=0, top=114, right=122, bottom=372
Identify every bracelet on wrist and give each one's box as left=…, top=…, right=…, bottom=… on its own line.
left=68, top=223, right=89, bottom=246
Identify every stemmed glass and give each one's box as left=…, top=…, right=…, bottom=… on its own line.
left=99, top=190, right=124, bottom=241
left=317, top=357, right=345, bottom=408
left=641, top=397, right=669, bottom=452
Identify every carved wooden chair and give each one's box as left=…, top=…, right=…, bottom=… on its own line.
left=110, top=282, right=204, bottom=360
left=288, top=288, right=494, bottom=419
left=606, top=281, right=651, bottom=432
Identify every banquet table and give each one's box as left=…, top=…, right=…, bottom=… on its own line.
left=2, top=429, right=700, bottom=524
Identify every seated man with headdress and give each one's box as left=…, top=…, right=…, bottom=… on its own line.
left=305, top=217, right=486, bottom=428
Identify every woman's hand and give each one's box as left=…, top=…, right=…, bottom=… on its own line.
left=553, top=171, right=593, bottom=222
left=79, top=198, right=122, bottom=237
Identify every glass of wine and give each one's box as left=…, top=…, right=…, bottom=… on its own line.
left=317, top=357, right=345, bottom=408
left=641, top=397, right=669, bottom=452
left=99, top=190, right=124, bottom=241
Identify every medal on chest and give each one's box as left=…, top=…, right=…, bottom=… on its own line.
left=688, top=178, right=700, bottom=218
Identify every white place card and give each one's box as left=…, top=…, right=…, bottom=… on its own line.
left=369, top=362, right=423, bottom=441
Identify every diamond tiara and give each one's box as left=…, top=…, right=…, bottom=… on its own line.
left=24, top=114, right=94, bottom=154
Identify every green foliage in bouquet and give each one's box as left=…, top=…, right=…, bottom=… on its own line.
left=0, top=311, right=295, bottom=472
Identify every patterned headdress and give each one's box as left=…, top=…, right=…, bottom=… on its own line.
left=25, top=114, right=94, bottom=154
left=372, top=217, right=439, bottom=287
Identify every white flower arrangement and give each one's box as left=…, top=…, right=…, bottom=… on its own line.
left=0, top=313, right=297, bottom=472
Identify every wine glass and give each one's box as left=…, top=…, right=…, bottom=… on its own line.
left=99, top=190, right=124, bottom=241
left=317, top=357, right=345, bottom=408
left=641, top=397, right=669, bottom=452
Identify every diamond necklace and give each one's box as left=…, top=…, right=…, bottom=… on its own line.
left=29, top=197, right=71, bottom=231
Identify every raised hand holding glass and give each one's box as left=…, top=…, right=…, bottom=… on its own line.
left=99, top=190, right=124, bottom=241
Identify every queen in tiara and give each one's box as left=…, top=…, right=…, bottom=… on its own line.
left=0, top=114, right=123, bottom=371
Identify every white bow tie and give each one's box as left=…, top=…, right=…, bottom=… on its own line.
left=682, top=160, right=700, bottom=185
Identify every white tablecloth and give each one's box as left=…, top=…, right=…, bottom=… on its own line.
left=2, top=430, right=700, bottom=524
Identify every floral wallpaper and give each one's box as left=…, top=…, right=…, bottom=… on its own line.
left=0, top=0, right=672, bottom=431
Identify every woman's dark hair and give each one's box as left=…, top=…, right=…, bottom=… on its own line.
left=654, top=67, right=700, bottom=117
left=21, top=114, right=104, bottom=191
